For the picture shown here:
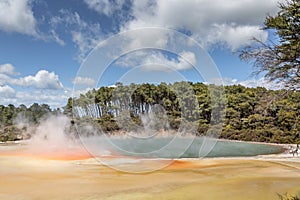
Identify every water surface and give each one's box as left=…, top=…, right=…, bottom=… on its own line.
left=105, top=137, right=284, bottom=158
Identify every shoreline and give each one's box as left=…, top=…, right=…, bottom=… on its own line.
left=0, top=136, right=296, bottom=156
left=1, top=151, right=299, bottom=200
left=1, top=131, right=298, bottom=149
left=1, top=139, right=299, bottom=164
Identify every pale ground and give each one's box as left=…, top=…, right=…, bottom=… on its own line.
left=0, top=145, right=299, bottom=200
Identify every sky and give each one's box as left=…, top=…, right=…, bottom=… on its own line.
left=0, top=0, right=283, bottom=108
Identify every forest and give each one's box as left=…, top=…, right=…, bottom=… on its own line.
left=0, top=103, right=60, bottom=142
left=0, top=82, right=300, bottom=143
left=1, top=82, right=299, bottom=144
left=65, top=82, right=300, bottom=144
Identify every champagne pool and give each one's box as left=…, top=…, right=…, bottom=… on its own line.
left=86, top=137, right=285, bottom=159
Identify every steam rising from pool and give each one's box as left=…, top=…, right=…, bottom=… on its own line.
left=9, top=114, right=90, bottom=160
left=9, top=114, right=283, bottom=163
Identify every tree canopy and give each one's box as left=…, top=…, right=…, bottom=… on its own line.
left=0, top=103, right=59, bottom=142
left=67, top=82, right=300, bottom=144
left=240, top=0, right=300, bottom=90
left=1, top=83, right=299, bottom=144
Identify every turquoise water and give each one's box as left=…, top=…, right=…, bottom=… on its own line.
left=107, top=137, right=284, bottom=158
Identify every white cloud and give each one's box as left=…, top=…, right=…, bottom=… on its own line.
left=15, top=90, right=69, bottom=108
left=0, top=63, right=19, bottom=75
left=0, top=65, right=68, bottom=107
left=238, top=78, right=284, bottom=90
left=0, top=0, right=37, bottom=35
left=49, top=29, right=65, bottom=46
left=84, top=0, right=125, bottom=16
left=0, top=67, right=67, bottom=107
left=0, top=73, right=11, bottom=86
left=71, top=29, right=102, bottom=61
left=0, top=85, right=16, bottom=98
left=72, top=76, right=96, bottom=86
left=121, top=28, right=173, bottom=53
left=50, top=10, right=103, bottom=61
left=122, top=0, right=282, bottom=50
left=0, top=67, right=63, bottom=90
left=208, top=77, right=284, bottom=90
left=116, top=50, right=195, bottom=71
left=71, top=87, right=94, bottom=98
left=205, top=24, right=268, bottom=51
left=0, top=87, right=71, bottom=108
left=179, top=51, right=196, bottom=66
left=13, top=70, right=63, bottom=90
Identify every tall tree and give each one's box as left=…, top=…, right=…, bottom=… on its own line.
left=240, top=0, right=300, bottom=90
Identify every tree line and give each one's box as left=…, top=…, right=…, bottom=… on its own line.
left=0, top=103, right=60, bottom=142
left=0, top=84, right=299, bottom=144
left=65, top=82, right=300, bottom=144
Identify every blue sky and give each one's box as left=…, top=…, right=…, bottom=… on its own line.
left=0, top=0, right=282, bottom=108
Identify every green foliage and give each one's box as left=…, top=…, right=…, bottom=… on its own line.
left=70, top=82, right=300, bottom=144
left=240, top=0, right=300, bottom=90
left=96, top=114, right=120, bottom=132
left=0, top=103, right=58, bottom=142
left=0, top=126, right=22, bottom=142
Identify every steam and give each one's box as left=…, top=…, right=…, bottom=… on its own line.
left=12, top=107, right=194, bottom=161
left=14, top=112, right=30, bottom=130
left=139, top=104, right=170, bottom=137
left=29, top=115, right=73, bottom=149
left=9, top=110, right=283, bottom=174
left=13, top=112, right=33, bottom=140
left=12, top=113, right=90, bottom=159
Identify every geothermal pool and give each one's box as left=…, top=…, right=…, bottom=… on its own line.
left=98, top=137, right=284, bottom=158
left=0, top=139, right=299, bottom=200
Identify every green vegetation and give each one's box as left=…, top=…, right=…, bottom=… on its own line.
left=67, top=82, right=300, bottom=144
left=1, top=83, right=299, bottom=144
left=240, top=0, right=300, bottom=90
left=0, top=103, right=60, bottom=142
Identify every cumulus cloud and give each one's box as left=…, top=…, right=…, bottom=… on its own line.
left=15, top=90, right=69, bottom=108
left=206, top=24, right=268, bottom=50
left=0, top=66, right=66, bottom=107
left=121, top=0, right=282, bottom=50
left=179, top=51, right=196, bottom=66
left=0, top=86, right=97, bottom=108
left=0, top=84, right=69, bottom=108
left=0, top=66, right=63, bottom=90
left=12, top=70, right=63, bottom=90
left=0, top=0, right=37, bottom=35
left=21, top=70, right=63, bottom=89
left=0, top=89, right=69, bottom=108
left=0, top=63, right=19, bottom=75
left=0, top=85, right=16, bottom=98
left=122, top=28, right=171, bottom=52
left=0, top=73, right=11, bottom=86
left=0, top=87, right=71, bottom=108
left=72, top=76, right=96, bottom=86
